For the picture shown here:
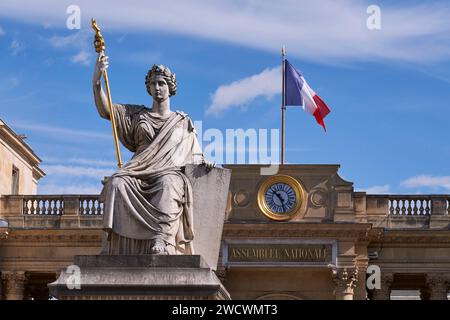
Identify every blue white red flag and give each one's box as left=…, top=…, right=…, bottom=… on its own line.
left=285, top=59, right=331, bottom=131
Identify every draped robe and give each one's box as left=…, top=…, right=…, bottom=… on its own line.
left=99, top=104, right=204, bottom=254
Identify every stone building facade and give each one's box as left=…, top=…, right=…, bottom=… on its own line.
left=0, top=164, right=449, bottom=300
left=0, top=121, right=449, bottom=300
left=0, top=119, right=44, bottom=196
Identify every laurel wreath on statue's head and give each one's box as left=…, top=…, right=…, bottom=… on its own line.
left=145, top=64, right=177, bottom=97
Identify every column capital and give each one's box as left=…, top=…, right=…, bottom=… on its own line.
left=426, top=273, right=449, bottom=300
left=0, top=229, right=8, bottom=240
left=1, top=271, right=28, bottom=300
left=330, top=265, right=358, bottom=300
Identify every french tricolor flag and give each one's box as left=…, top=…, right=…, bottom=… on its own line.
left=284, top=60, right=331, bottom=131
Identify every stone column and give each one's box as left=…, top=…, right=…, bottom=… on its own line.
left=331, top=267, right=359, bottom=300
left=371, top=273, right=393, bottom=300
left=427, top=274, right=449, bottom=300
left=1, top=271, right=27, bottom=300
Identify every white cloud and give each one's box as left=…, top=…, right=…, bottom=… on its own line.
left=49, top=31, right=87, bottom=49
left=364, top=184, right=391, bottom=194
left=206, top=66, right=281, bottom=115
left=1, top=1, right=450, bottom=63
left=12, top=121, right=111, bottom=140
left=0, top=26, right=5, bottom=36
left=8, top=39, right=25, bottom=56
left=49, top=30, right=92, bottom=65
left=401, top=175, right=450, bottom=191
left=41, top=164, right=114, bottom=178
left=71, top=50, right=91, bottom=66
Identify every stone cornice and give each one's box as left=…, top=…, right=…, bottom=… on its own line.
left=3, top=228, right=102, bottom=244
left=0, top=119, right=43, bottom=170
left=223, top=164, right=342, bottom=176
left=371, top=229, right=450, bottom=244
left=223, top=222, right=372, bottom=240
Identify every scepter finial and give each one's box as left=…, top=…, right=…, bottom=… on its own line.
left=91, top=18, right=105, bottom=53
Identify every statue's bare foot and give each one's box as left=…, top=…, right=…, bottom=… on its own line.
left=151, top=238, right=167, bottom=254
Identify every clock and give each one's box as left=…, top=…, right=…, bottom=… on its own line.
left=257, top=175, right=304, bottom=221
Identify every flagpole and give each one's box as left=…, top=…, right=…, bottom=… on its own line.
left=281, top=45, right=286, bottom=165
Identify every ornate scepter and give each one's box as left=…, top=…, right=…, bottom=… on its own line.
left=91, top=18, right=123, bottom=168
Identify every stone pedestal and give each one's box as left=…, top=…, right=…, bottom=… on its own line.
left=48, top=255, right=230, bottom=300
left=185, top=165, right=231, bottom=270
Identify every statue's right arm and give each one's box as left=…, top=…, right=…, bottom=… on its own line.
left=93, top=53, right=111, bottom=120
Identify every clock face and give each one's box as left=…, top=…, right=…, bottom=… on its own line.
left=257, top=175, right=304, bottom=221
left=264, top=183, right=297, bottom=214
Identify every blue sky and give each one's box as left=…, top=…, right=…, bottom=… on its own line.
left=0, top=0, right=449, bottom=195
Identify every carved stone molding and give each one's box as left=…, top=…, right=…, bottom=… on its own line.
left=309, top=189, right=328, bottom=208
left=377, top=231, right=450, bottom=244
left=5, top=232, right=102, bottom=244
left=223, top=224, right=371, bottom=240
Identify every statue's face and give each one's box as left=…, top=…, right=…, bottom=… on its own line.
left=149, top=75, right=170, bottom=103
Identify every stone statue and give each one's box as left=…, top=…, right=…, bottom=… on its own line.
left=93, top=53, right=212, bottom=255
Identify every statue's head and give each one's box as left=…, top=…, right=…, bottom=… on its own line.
left=145, top=64, right=177, bottom=97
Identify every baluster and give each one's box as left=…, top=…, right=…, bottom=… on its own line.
left=83, top=199, right=88, bottom=215
left=90, top=199, right=95, bottom=215
left=400, top=200, right=406, bottom=215
left=395, top=200, right=400, bottom=215
left=79, top=200, right=84, bottom=215
left=92, top=200, right=97, bottom=215
left=425, top=199, right=431, bottom=215
left=34, top=200, right=39, bottom=215
left=407, top=199, right=412, bottom=215
left=97, top=202, right=103, bottom=215
left=60, top=199, right=64, bottom=215
left=389, top=200, right=394, bottom=215
left=85, top=199, right=90, bottom=215
left=414, top=199, right=420, bottom=215
left=23, top=199, right=30, bottom=215
left=46, top=200, right=51, bottom=215
left=417, top=199, right=424, bottom=215
left=54, top=199, right=59, bottom=215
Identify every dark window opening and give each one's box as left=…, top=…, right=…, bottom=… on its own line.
left=11, top=166, right=19, bottom=195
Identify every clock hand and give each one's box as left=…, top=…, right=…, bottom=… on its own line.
left=274, top=192, right=287, bottom=211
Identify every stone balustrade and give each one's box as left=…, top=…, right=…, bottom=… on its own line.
left=0, top=195, right=104, bottom=216
left=362, top=194, right=450, bottom=229
left=0, top=195, right=104, bottom=229
left=362, top=194, right=449, bottom=216
left=0, top=193, right=448, bottom=230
